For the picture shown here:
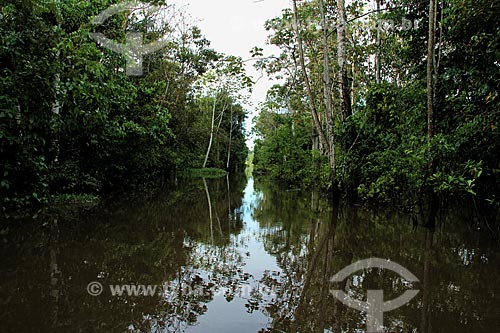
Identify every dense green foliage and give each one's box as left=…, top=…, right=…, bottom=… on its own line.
left=253, top=0, right=500, bottom=205
left=0, top=0, right=249, bottom=211
left=253, top=108, right=331, bottom=186
left=180, top=168, right=228, bottom=179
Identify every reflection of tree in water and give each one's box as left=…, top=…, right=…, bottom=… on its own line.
left=251, top=180, right=352, bottom=331
left=251, top=178, right=500, bottom=333
left=121, top=176, right=250, bottom=332
left=128, top=243, right=248, bottom=332
left=0, top=176, right=249, bottom=333
left=2, top=176, right=500, bottom=332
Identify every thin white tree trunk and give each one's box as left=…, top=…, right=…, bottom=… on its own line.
left=203, top=96, right=218, bottom=168
left=52, top=1, right=62, bottom=164
left=52, top=73, right=61, bottom=163
left=215, top=99, right=228, bottom=166
left=226, top=105, right=233, bottom=170
left=292, top=0, right=329, bottom=152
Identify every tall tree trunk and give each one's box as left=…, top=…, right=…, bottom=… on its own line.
left=51, top=74, right=61, bottom=164
left=203, top=96, right=218, bottom=168
left=337, top=0, right=352, bottom=120
left=215, top=101, right=226, bottom=167
left=318, top=0, right=337, bottom=183
left=375, top=0, right=381, bottom=84
left=289, top=100, right=296, bottom=136
left=226, top=106, right=233, bottom=170
left=52, top=1, right=62, bottom=164
left=292, top=0, right=329, bottom=152
left=427, top=0, right=436, bottom=172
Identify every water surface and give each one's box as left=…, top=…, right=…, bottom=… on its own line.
left=1, top=176, right=499, bottom=332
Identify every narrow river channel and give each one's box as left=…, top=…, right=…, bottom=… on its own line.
left=1, top=175, right=499, bottom=332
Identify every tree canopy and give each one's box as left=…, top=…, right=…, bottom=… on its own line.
left=0, top=0, right=250, bottom=210
left=253, top=0, right=500, bottom=206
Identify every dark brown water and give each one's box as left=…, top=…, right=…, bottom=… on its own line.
left=1, top=176, right=499, bottom=332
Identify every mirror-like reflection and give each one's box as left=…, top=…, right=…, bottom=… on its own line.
left=1, top=176, right=499, bottom=332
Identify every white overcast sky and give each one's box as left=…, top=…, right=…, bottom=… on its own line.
left=174, top=0, right=290, bottom=147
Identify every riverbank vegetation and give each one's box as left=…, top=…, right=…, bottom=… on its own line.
left=0, top=1, right=250, bottom=212
left=180, top=168, right=228, bottom=179
left=252, top=0, right=499, bottom=207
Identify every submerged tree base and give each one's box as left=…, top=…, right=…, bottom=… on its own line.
left=47, top=194, right=101, bottom=216
left=180, top=168, right=228, bottom=179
